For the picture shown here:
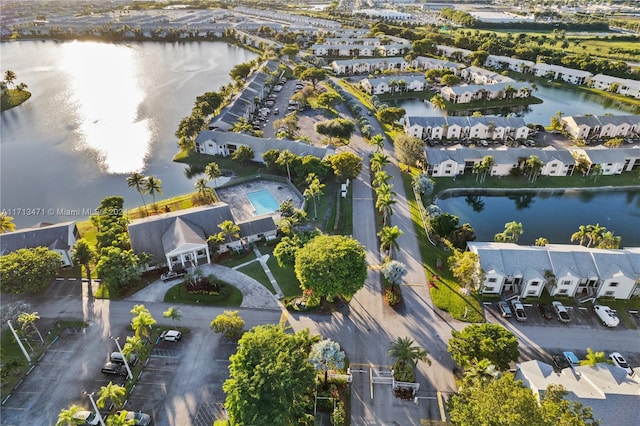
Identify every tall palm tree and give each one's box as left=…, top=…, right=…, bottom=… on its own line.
left=378, top=226, right=403, bottom=259
left=598, top=231, right=621, bottom=249
left=144, top=176, right=163, bottom=210
left=122, top=335, right=144, bottom=357
left=388, top=337, right=430, bottom=382
left=586, top=223, right=606, bottom=248
left=0, top=213, right=16, bottom=233
left=105, top=410, right=136, bottom=426
left=55, top=405, right=83, bottom=426
left=571, top=225, right=589, bottom=246
left=534, top=237, right=548, bottom=247
left=205, top=162, right=222, bottom=188
left=195, top=178, right=213, bottom=203
left=72, top=239, right=96, bottom=282
left=4, top=70, right=16, bottom=88
left=376, top=193, right=396, bottom=226
left=303, top=174, right=325, bottom=220
left=127, top=172, right=148, bottom=216
left=130, top=304, right=156, bottom=341
left=17, top=311, right=44, bottom=343
left=370, top=134, right=385, bottom=152
left=370, top=152, right=390, bottom=174
left=163, top=306, right=183, bottom=324
left=277, top=150, right=297, bottom=181
left=430, top=94, right=446, bottom=110
left=480, top=155, right=495, bottom=183
left=218, top=220, right=240, bottom=243
left=372, top=171, right=392, bottom=188
left=96, top=381, right=126, bottom=409
left=525, top=155, right=544, bottom=182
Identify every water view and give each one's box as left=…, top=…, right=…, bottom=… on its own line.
left=0, top=40, right=258, bottom=227
left=394, top=81, right=637, bottom=125
left=435, top=189, right=640, bottom=247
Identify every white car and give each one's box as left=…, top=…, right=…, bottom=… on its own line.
left=552, top=301, right=571, bottom=323
left=593, top=305, right=620, bottom=327
left=609, top=352, right=634, bottom=376
left=511, top=300, right=527, bottom=322
left=160, top=330, right=182, bottom=342
left=73, top=410, right=100, bottom=426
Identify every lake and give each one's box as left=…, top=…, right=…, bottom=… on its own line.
left=394, top=81, right=637, bottom=125
left=1, top=40, right=258, bottom=227
left=435, top=189, right=640, bottom=247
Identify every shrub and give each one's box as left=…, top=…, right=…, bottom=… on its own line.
left=385, top=287, right=401, bottom=306
left=331, top=401, right=346, bottom=426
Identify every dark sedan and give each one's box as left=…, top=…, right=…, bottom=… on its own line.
left=101, top=362, right=128, bottom=376
left=538, top=303, right=553, bottom=319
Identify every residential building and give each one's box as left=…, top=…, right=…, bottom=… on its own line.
left=440, top=81, right=533, bottom=104
left=516, top=361, right=640, bottom=426
left=589, top=74, right=640, bottom=99
left=436, top=45, right=473, bottom=60
left=195, top=130, right=335, bottom=161
left=128, top=204, right=277, bottom=270
left=405, top=116, right=530, bottom=143
left=561, top=115, right=640, bottom=140
left=460, top=66, right=515, bottom=85
left=533, top=63, right=593, bottom=85
left=467, top=242, right=640, bottom=299
left=331, top=57, right=409, bottom=75
left=571, top=146, right=640, bottom=175
left=359, top=75, right=426, bottom=95
left=0, top=221, right=80, bottom=267
left=311, top=43, right=376, bottom=57
left=485, top=55, right=535, bottom=73
left=412, top=56, right=465, bottom=75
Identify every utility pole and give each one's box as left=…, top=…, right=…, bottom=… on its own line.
left=84, top=392, right=106, bottom=426
left=111, top=336, right=133, bottom=380
left=7, top=321, right=31, bottom=363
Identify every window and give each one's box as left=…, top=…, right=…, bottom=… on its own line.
left=604, top=291, right=615, bottom=297
left=530, top=281, right=539, bottom=287
left=488, top=278, right=497, bottom=283
left=197, top=250, right=205, bottom=256
left=558, top=289, right=568, bottom=294
left=562, top=280, right=571, bottom=286
left=609, top=282, right=619, bottom=287
left=527, top=290, right=536, bottom=296
left=170, top=256, right=178, bottom=262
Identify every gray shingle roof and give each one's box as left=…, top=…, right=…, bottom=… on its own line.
left=0, top=221, right=76, bottom=255
left=237, top=216, right=276, bottom=237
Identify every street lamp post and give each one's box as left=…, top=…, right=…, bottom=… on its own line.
left=84, top=392, right=106, bottom=426
left=111, top=336, right=133, bottom=380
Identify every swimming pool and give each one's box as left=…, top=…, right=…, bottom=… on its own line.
left=246, top=189, right=280, bottom=215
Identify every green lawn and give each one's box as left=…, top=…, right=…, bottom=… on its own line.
left=173, top=151, right=262, bottom=177
left=259, top=243, right=303, bottom=298
left=216, top=249, right=257, bottom=269
left=237, top=261, right=277, bottom=294
left=164, top=281, right=243, bottom=307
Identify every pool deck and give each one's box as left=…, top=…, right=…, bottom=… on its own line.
left=215, top=179, right=303, bottom=222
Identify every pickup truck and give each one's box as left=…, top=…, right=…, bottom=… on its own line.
left=161, top=270, right=186, bottom=282
left=511, top=300, right=527, bottom=322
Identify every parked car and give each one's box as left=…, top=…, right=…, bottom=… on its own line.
left=609, top=352, right=634, bottom=376
left=552, top=354, right=570, bottom=371
left=273, top=107, right=279, bottom=115
left=498, top=301, right=512, bottom=318
left=115, top=411, right=152, bottom=426
left=110, top=352, right=138, bottom=367
left=160, top=330, right=182, bottom=342
left=73, top=410, right=100, bottom=426
left=161, top=270, right=185, bottom=282
left=511, top=300, right=527, bottom=322
left=538, top=303, right=553, bottom=320
left=593, top=305, right=620, bottom=327
left=563, top=351, right=580, bottom=367
left=552, top=301, right=571, bottom=323
left=273, top=85, right=282, bottom=92
left=101, top=362, right=128, bottom=376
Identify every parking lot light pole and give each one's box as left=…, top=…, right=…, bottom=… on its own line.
left=111, top=336, right=133, bottom=380
left=84, top=392, right=106, bottom=426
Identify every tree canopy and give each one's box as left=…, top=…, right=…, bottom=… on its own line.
left=314, top=118, right=355, bottom=142
left=326, top=151, right=363, bottom=181
left=377, top=106, right=406, bottom=125
left=0, top=247, right=62, bottom=294
left=393, top=134, right=425, bottom=167
left=294, top=235, right=367, bottom=300
left=448, top=324, right=519, bottom=372
left=223, top=325, right=317, bottom=425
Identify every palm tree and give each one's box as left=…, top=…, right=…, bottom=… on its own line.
left=580, top=348, right=611, bottom=366
left=370, top=134, right=385, bottom=152
left=534, top=237, right=548, bottom=247
left=378, top=226, right=403, bottom=259
left=96, top=381, right=126, bottom=409
left=571, top=225, right=589, bottom=246
left=370, top=152, right=390, bottom=174
left=56, top=405, right=83, bottom=426
left=503, top=84, right=516, bottom=100
left=372, top=171, right=392, bottom=188
left=430, top=94, right=446, bottom=110
left=130, top=305, right=156, bottom=341
left=204, top=162, right=222, bottom=188
left=126, top=172, right=148, bottom=216
left=106, top=410, right=136, bottom=426
left=17, top=311, right=44, bottom=343
left=0, top=213, right=16, bottom=233
left=4, top=70, right=16, bottom=88
left=598, top=231, right=621, bottom=249
left=303, top=174, right=325, bottom=220
left=218, top=220, right=240, bottom=243
left=72, top=239, right=96, bottom=282
left=122, top=335, right=144, bottom=357
left=388, top=337, right=430, bottom=382
left=144, top=176, right=163, bottom=210
left=480, top=155, right=495, bottom=183
left=277, top=150, right=297, bottom=181
left=195, top=178, right=213, bottom=203
left=586, top=223, right=606, bottom=248
left=524, top=155, right=544, bottom=182
left=376, top=193, right=396, bottom=226
left=16, top=82, right=28, bottom=92
left=163, top=306, right=182, bottom=324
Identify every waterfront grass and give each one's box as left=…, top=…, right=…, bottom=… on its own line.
left=401, top=171, right=485, bottom=323
left=173, top=150, right=261, bottom=177
left=1, top=89, right=31, bottom=111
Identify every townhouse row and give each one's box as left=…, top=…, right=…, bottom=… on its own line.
left=404, top=116, right=531, bottom=142
left=468, top=242, right=640, bottom=300
left=424, top=145, right=640, bottom=177
left=561, top=114, right=640, bottom=141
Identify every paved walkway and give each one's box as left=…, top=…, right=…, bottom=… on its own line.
left=125, top=264, right=281, bottom=310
